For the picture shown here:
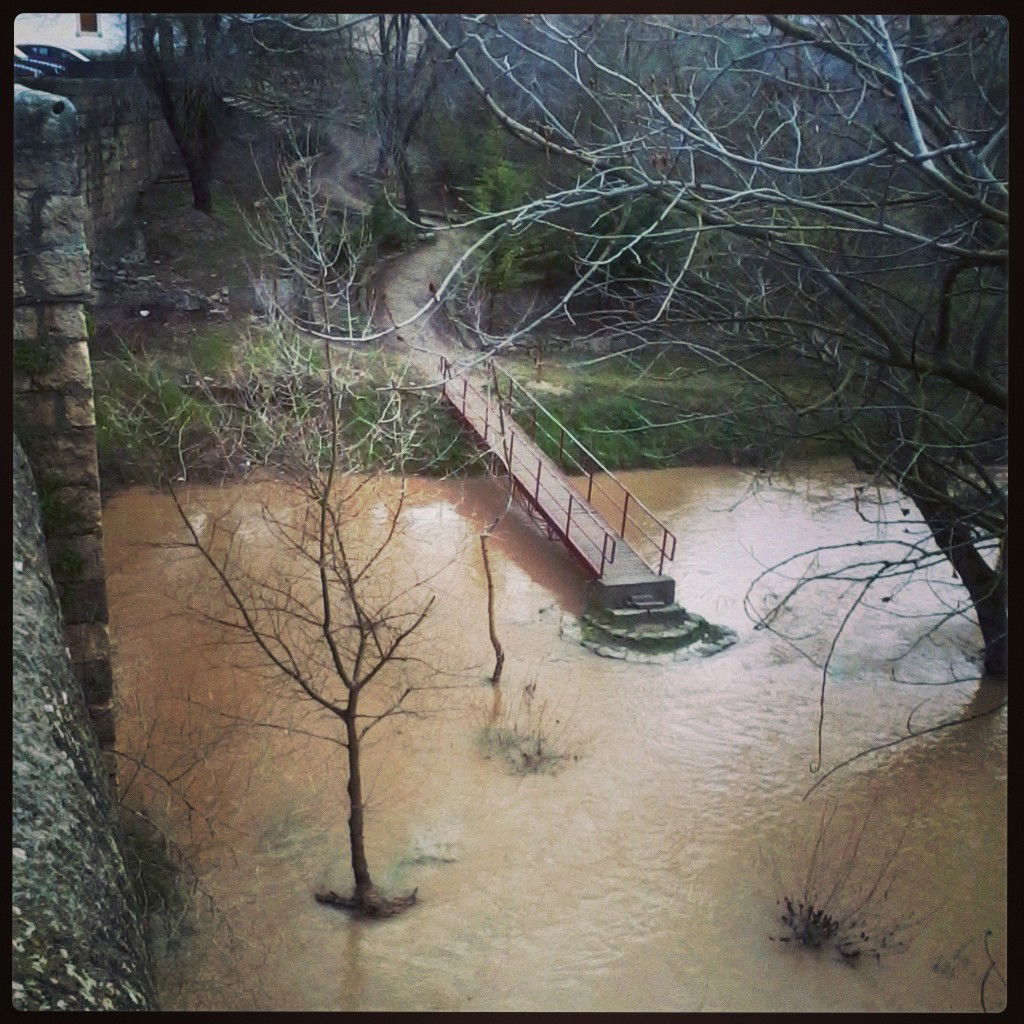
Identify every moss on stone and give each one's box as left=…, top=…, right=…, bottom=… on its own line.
left=570, top=603, right=737, bottom=662
left=37, top=476, right=91, bottom=536
left=51, top=546, right=87, bottom=581
left=14, top=336, right=59, bottom=379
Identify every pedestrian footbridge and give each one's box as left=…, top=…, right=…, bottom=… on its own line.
left=439, top=356, right=677, bottom=610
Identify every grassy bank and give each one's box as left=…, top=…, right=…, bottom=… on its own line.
left=94, top=337, right=849, bottom=495
left=501, top=350, right=847, bottom=470
left=93, top=334, right=482, bottom=492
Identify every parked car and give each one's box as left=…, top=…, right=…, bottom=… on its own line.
left=15, top=47, right=42, bottom=79
left=15, top=46, right=63, bottom=78
left=17, top=43, right=91, bottom=74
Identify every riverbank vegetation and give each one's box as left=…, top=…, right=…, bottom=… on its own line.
left=480, top=679, right=582, bottom=775
left=768, top=799, right=919, bottom=966
left=94, top=337, right=480, bottom=490
left=501, top=349, right=847, bottom=470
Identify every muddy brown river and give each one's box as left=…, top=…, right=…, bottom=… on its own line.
left=104, top=463, right=1006, bottom=1012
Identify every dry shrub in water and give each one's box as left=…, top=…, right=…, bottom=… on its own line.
left=767, top=798, right=923, bottom=966
left=480, top=679, right=581, bottom=775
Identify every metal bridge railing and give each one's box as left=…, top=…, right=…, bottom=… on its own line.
left=439, top=356, right=620, bottom=579
left=489, top=366, right=677, bottom=576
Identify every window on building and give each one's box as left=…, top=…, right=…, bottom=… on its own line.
left=78, top=14, right=99, bottom=35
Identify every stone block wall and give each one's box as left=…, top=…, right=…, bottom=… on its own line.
left=29, top=76, right=175, bottom=249
left=13, top=435, right=156, bottom=1010
left=13, top=85, right=114, bottom=748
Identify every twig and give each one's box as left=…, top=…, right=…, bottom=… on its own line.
left=980, top=929, right=1006, bottom=1012
left=804, top=700, right=1006, bottom=799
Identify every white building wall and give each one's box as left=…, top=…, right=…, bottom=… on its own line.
left=14, top=13, right=127, bottom=56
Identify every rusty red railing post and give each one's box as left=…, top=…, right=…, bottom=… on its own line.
left=587, top=465, right=594, bottom=503
left=508, top=429, right=515, bottom=469
left=535, top=457, right=542, bottom=504
left=566, top=493, right=573, bottom=538
left=484, top=400, right=489, bottom=441
left=620, top=491, right=630, bottom=539
left=659, top=528, right=668, bottom=575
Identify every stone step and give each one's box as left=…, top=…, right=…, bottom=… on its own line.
left=561, top=606, right=738, bottom=663
left=580, top=603, right=724, bottom=653
left=589, top=602, right=692, bottom=627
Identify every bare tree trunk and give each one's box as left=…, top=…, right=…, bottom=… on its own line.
left=480, top=534, right=504, bottom=685
left=371, top=13, right=437, bottom=228
left=139, top=15, right=215, bottom=215
left=344, top=707, right=375, bottom=902
left=397, top=150, right=423, bottom=227
left=180, top=146, right=213, bottom=215
left=910, top=488, right=1007, bottom=679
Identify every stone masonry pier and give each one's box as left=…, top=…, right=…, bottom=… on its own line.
left=13, top=85, right=114, bottom=749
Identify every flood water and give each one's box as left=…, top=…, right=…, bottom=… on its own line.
left=104, top=463, right=1006, bottom=1012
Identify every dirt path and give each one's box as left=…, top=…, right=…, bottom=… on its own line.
left=305, top=123, right=479, bottom=384
left=374, top=225, right=477, bottom=381
left=309, top=123, right=376, bottom=216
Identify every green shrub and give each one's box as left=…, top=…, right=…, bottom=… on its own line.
left=93, top=349, right=220, bottom=486
left=191, top=328, right=235, bottom=374
left=430, top=110, right=493, bottom=192
left=367, top=192, right=417, bottom=253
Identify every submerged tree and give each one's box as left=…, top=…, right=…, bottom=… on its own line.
left=169, top=426, right=431, bottom=917
left=166, top=201, right=436, bottom=916
left=418, top=13, right=1007, bottom=679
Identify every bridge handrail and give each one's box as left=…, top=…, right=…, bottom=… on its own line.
left=525, top=414, right=673, bottom=566
left=502, top=421, right=618, bottom=575
left=494, top=367, right=677, bottom=575
left=438, top=357, right=620, bottom=578
left=445, top=373, right=618, bottom=577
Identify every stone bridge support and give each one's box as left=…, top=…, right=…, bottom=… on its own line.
left=13, top=85, right=114, bottom=749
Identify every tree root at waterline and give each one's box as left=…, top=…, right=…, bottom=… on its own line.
left=314, top=886, right=418, bottom=918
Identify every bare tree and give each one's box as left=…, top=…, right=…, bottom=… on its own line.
left=367, top=14, right=444, bottom=226
left=167, top=314, right=441, bottom=915
left=161, top=177, right=447, bottom=915
left=479, top=535, right=505, bottom=686
left=246, top=127, right=380, bottom=337
left=168, top=444, right=432, bottom=917
left=135, top=14, right=243, bottom=214
left=244, top=125, right=468, bottom=350
left=478, top=454, right=518, bottom=688
left=417, top=14, right=1007, bottom=679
